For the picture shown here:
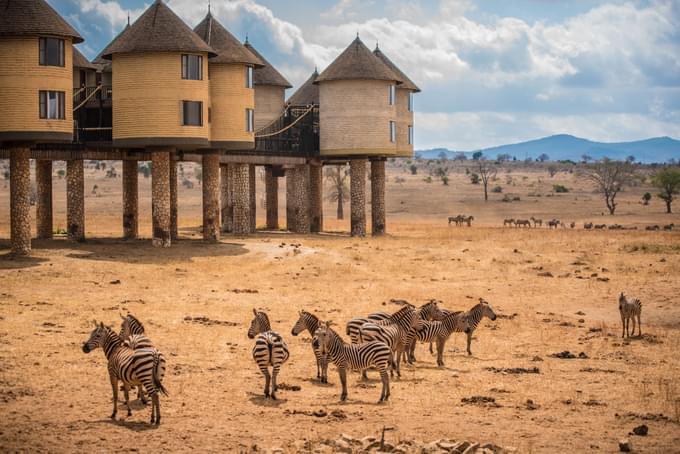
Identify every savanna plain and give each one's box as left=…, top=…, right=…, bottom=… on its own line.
left=0, top=160, right=679, bottom=453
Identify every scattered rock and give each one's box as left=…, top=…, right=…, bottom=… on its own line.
left=109, top=279, right=121, bottom=285
left=531, top=356, right=543, bottom=362
left=461, top=396, right=501, bottom=407
left=312, top=409, right=327, bottom=417
left=538, top=271, right=554, bottom=277
left=576, top=311, right=586, bottom=316
left=619, top=439, right=632, bottom=452
left=631, top=425, right=648, bottom=436
left=525, top=399, right=539, bottom=410
left=583, top=399, right=607, bottom=407
left=277, top=383, right=301, bottom=392
left=578, top=352, right=589, bottom=359
left=183, top=316, right=238, bottom=327
left=228, top=288, right=259, bottom=294
left=550, top=351, right=588, bottom=359
left=485, top=366, right=540, bottom=374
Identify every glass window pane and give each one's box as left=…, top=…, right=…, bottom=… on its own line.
left=183, top=101, right=202, bottom=126
left=39, top=91, right=46, bottom=118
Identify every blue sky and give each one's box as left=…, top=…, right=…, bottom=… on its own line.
left=51, top=0, right=680, bottom=150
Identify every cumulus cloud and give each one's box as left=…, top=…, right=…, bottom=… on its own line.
left=78, top=0, right=147, bottom=35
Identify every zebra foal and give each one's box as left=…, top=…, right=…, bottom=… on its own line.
left=119, top=313, right=154, bottom=403
left=618, top=292, right=642, bottom=338
left=315, top=321, right=391, bottom=403
left=291, top=310, right=327, bottom=383
left=248, top=309, right=290, bottom=399
left=82, top=321, right=168, bottom=425
left=409, top=311, right=470, bottom=366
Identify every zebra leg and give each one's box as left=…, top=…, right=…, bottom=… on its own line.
left=271, top=365, right=280, bottom=400
left=395, top=349, right=402, bottom=378
left=466, top=331, right=473, bottom=355
left=152, top=393, right=160, bottom=425
left=339, top=368, right=348, bottom=402
left=261, top=366, right=271, bottom=398
left=630, top=316, right=635, bottom=338
left=109, top=373, right=119, bottom=420
left=429, top=341, right=434, bottom=355
left=123, top=384, right=132, bottom=417
left=436, top=338, right=445, bottom=367
left=621, top=314, right=626, bottom=338
left=637, top=313, right=642, bottom=336
left=138, top=385, right=147, bottom=405
left=379, top=369, right=390, bottom=403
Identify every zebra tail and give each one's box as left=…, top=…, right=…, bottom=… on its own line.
left=152, top=351, right=169, bottom=397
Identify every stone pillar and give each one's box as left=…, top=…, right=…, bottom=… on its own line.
left=122, top=160, right=138, bottom=239
left=265, top=166, right=279, bottom=230
left=350, top=159, right=367, bottom=237
left=232, top=163, right=250, bottom=235
left=249, top=164, right=256, bottom=232
left=170, top=159, right=178, bottom=241
left=220, top=164, right=233, bottom=233
left=202, top=152, right=220, bottom=241
left=371, top=159, right=386, bottom=236
left=290, top=165, right=310, bottom=234
left=36, top=159, right=53, bottom=239
left=286, top=169, right=294, bottom=231
left=9, top=148, right=31, bottom=255
left=151, top=150, right=171, bottom=247
left=309, top=163, right=323, bottom=233
left=66, top=159, right=85, bottom=242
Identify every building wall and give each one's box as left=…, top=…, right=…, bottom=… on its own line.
left=0, top=36, right=73, bottom=142
left=395, top=88, right=414, bottom=157
left=254, top=85, right=285, bottom=131
left=209, top=63, right=254, bottom=148
left=112, top=52, right=210, bottom=147
left=319, top=79, right=397, bottom=156
left=72, top=69, right=97, bottom=89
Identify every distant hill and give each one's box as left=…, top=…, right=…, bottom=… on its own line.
left=417, top=135, right=680, bottom=163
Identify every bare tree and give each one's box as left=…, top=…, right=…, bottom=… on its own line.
left=325, top=166, right=349, bottom=220
left=581, top=158, right=636, bottom=214
left=477, top=159, right=498, bottom=202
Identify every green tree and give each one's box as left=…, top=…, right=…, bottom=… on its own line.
left=409, top=164, right=417, bottom=175
left=472, top=151, right=483, bottom=161
left=652, top=168, right=680, bottom=213
left=538, top=153, right=550, bottom=162
left=642, top=192, right=651, bottom=205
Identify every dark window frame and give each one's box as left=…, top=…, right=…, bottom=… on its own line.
left=181, top=101, right=203, bottom=126
left=39, top=37, right=65, bottom=67
left=39, top=90, right=66, bottom=120
left=181, top=54, right=203, bottom=80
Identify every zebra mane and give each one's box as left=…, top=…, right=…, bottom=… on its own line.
left=388, top=304, right=414, bottom=321
left=468, top=300, right=487, bottom=314
left=257, top=310, right=271, bottom=329
left=301, top=310, right=318, bottom=322
left=126, top=314, right=144, bottom=332
left=444, top=310, right=464, bottom=321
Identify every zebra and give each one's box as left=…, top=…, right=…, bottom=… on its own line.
left=584, top=222, right=593, bottom=229
left=548, top=219, right=560, bottom=229
left=119, top=313, right=154, bottom=404
left=515, top=219, right=531, bottom=228
left=403, top=300, right=446, bottom=362
left=459, top=298, right=498, bottom=355
left=346, top=311, right=390, bottom=344
left=618, top=292, right=642, bottom=338
left=594, top=224, right=607, bottom=229
left=82, top=321, right=168, bottom=425
left=358, top=305, right=422, bottom=377
left=408, top=311, right=471, bottom=366
left=530, top=217, right=543, bottom=227
left=314, top=321, right=392, bottom=403
left=463, top=215, right=474, bottom=226
left=247, top=309, right=290, bottom=400
left=503, top=218, right=515, bottom=227
left=664, top=223, right=674, bottom=231
left=291, top=310, right=327, bottom=383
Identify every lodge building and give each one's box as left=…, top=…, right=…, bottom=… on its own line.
left=0, top=0, right=418, bottom=255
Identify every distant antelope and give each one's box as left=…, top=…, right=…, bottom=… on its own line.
left=618, top=292, right=642, bottom=338
left=664, top=223, right=674, bottom=231
left=547, top=219, right=560, bottom=229
left=515, top=219, right=531, bottom=228
left=503, top=218, right=515, bottom=227
left=530, top=217, right=542, bottom=227
left=594, top=224, right=606, bottom=229
left=584, top=222, right=593, bottom=229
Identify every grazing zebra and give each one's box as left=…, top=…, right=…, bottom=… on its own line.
left=358, top=305, right=422, bottom=377
left=503, top=218, right=515, bottom=227
left=664, top=223, right=674, bottom=231
left=82, top=321, right=168, bottom=425
left=594, top=224, right=606, bottom=229
left=346, top=311, right=390, bottom=344
left=548, top=219, right=560, bottom=229
left=314, top=321, right=392, bottom=403
left=291, top=310, right=327, bottom=383
left=448, top=215, right=461, bottom=225
left=530, top=217, right=543, bottom=227
left=408, top=311, right=471, bottom=366
left=584, top=222, right=593, bottom=229
left=618, top=293, right=642, bottom=338
left=463, top=215, right=474, bottom=226
left=247, top=309, right=290, bottom=400
left=515, top=219, right=531, bottom=228
left=459, top=298, right=498, bottom=355
left=119, top=313, right=154, bottom=404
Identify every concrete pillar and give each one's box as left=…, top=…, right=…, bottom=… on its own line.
left=265, top=166, right=279, bottom=230
left=371, top=159, right=386, bottom=236
left=249, top=164, right=256, bottom=232
left=232, top=163, right=250, bottom=235
left=309, top=164, right=323, bottom=233
left=202, top=152, right=220, bottom=241
left=9, top=148, right=31, bottom=255
left=286, top=169, right=294, bottom=231
left=350, top=159, right=367, bottom=237
left=220, top=164, right=233, bottom=233
left=122, top=160, right=138, bottom=239
left=66, top=159, right=85, bottom=242
left=290, top=165, right=310, bottom=234
left=151, top=150, right=171, bottom=247
left=36, top=159, right=53, bottom=239
left=170, top=159, right=178, bottom=241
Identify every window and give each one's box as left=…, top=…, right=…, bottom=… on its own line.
left=408, top=92, right=414, bottom=112
left=182, top=101, right=203, bottom=126
left=246, top=66, right=254, bottom=89
left=39, top=91, right=65, bottom=119
left=246, top=109, right=254, bottom=133
left=389, top=121, right=396, bottom=143
left=39, top=38, right=64, bottom=67
left=388, top=84, right=396, bottom=106
left=181, top=54, right=203, bottom=80
left=408, top=125, right=414, bottom=145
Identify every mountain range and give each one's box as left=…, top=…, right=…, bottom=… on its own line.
left=417, top=134, right=680, bottom=163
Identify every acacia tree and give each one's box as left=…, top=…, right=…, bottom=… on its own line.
left=652, top=168, right=680, bottom=213
left=581, top=158, right=636, bottom=214
left=325, top=166, right=349, bottom=220
left=477, top=159, right=498, bottom=202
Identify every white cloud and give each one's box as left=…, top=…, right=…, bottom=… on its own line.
left=78, top=0, right=147, bottom=35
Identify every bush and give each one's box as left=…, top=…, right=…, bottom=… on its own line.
left=3, top=170, right=9, bottom=180
left=441, top=175, right=449, bottom=186
left=409, top=164, right=417, bottom=175
left=470, top=173, right=480, bottom=184
left=553, top=184, right=569, bottom=193
left=57, top=169, right=65, bottom=178
left=642, top=192, right=652, bottom=205
left=492, top=185, right=503, bottom=193
left=423, top=176, right=432, bottom=183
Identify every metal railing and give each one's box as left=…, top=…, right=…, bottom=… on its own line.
left=73, top=85, right=112, bottom=105
left=254, top=105, right=319, bottom=157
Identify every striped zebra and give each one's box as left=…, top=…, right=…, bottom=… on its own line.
left=82, top=321, right=168, bottom=425
left=401, top=300, right=446, bottom=363
left=291, top=310, right=327, bottom=383
left=119, top=313, right=154, bottom=404
left=358, top=305, right=422, bottom=377
left=618, top=292, right=642, bottom=338
left=314, top=321, right=392, bottom=403
left=408, top=311, right=471, bottom=366
left=460, top=298, right=498, bottom=355
left=346, top=311, right=390, bottom=344
left=247, top=309, right=290, bottom=400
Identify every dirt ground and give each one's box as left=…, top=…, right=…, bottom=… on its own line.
left=0, top=160, right=679, bottom=453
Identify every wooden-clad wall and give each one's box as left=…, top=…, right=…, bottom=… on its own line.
left=254, top=85, right=285, bottom=131
left=395, top=89, right=414, bottom=157
left=209, top=63, right=254, bottom=146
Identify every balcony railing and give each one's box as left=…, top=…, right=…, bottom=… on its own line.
left=73, top=85, right=112, bottom=106
left=255, top=105, right=319, bottom=157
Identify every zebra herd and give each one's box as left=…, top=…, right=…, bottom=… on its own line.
left=249, top=299, right=497, bottom=403
left=503, top=217, right=575, bottom=228
left=448, top=215, right=474, bottom=226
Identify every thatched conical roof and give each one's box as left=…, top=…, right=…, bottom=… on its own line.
left=194, top=13, right=262, bottom=66
left=0, top=0, right=83, bottom=43
left=243, top=40, right=292, bottom=88
left=315, top=37, right=401, bottom=84
left=287, top=69, right=319, bottom=106
left=100, top=0, right=216, bottom=60
left=73, top=47, right=97, bottom=70
left=373, top=45, right=420, bottom=92
left=93, top=23, right=130, bottom=65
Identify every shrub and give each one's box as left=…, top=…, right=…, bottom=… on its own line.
left=57, top=169, right=65, bottom=178
left=409, top=164, right=417, bottom=175
left=3, top=170, right=9, bottom=180
left=492, top=185, right=503, bottom=193
left=441, top=175, right=449, bottom=186
left=470, top=173, right=480, bottom=184
left=423, top=176, right=432, bottom=183
left=553, top=184, right=569, bottom=193
left=642, top=192, right=652, bottom=205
